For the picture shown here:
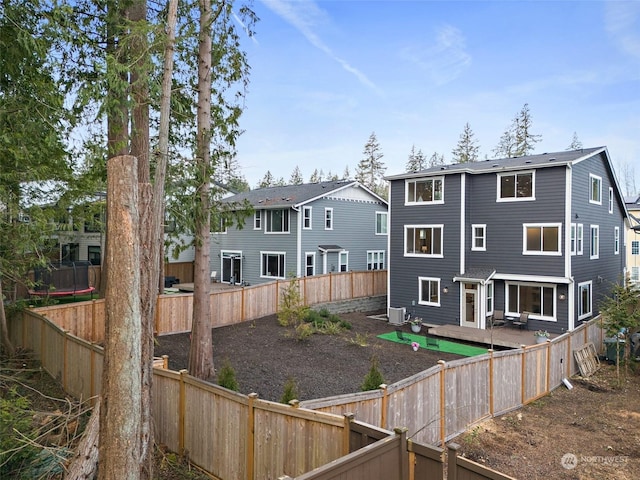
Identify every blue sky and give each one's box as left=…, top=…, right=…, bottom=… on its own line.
left=234, top=0, right=640, bottom=192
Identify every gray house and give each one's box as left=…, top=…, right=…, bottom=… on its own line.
left=385, top=147, right=628, bottom=334
left=210, top=180, right=388, bottom=285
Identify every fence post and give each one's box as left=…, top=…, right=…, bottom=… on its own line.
left=162, top=355, right=169, bottom=369
left=179, top=369, right=188, bottom=455
left=488, top=349, right=494, bottom=415
left=393, top=427, right=409, bottom=480
left=438, top=360, right=446, bottom=447
left=380, top=384, right=388, bottom=429
left=566, top=333, right=572, bottom=377
left=63, top=331, right=68, bottom=391
left=520, top=345, right=526, bottom=404
left=247, top=393, right=258, bottom=480
left=546, top=341, right=551, bottom=394
left=447, top=443, right=460, bottom=480
left=343, top=413, right=354, bottom=455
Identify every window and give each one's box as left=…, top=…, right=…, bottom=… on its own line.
left=305, top=253, right=315, bottom=276
left=632, top=240, right=639, bottom=255
left=577, top=224, right=584, bottom=255
left=418, top=277, right=440, bottom=306
left=498, top=171, right=534, bottom=201
left=631, top=266, right=640, bottom=283
left=210, top=212, right=227, bottom=233
left=261, top=252, right=286, bottom=278
left=254, top=210, right=261, bottom=230
left=472, top=224, right=486, bottom=251
left=61, top=243, right=79, bottom=262
left=609, top=187, right=614, bottom=213
left=303, top=207, right=312, bottom=229
left=570, top=223, right=576, bottom=255
left=405, top=225, right=443, bottom=256
left=486, top=282, right=494, bottom=314
left=339, top=251, right=348, bottom=272
left=578, top=281, right=592, bottom=320
left=507, top=283, right=555, bottom=319
left=614, top=227, right=620, bottom=255
left=325, top=208, right=333, bottom=230
left=589, top=174, right=601, bottom=204
left=265, top=209, right=289, bottom=233
left=406, top=177, right=444, bottom=204
left=590, top=225, right=599, bottom=259
left=523, top=224, right=561, bottom=255
left=88, top=246, right=101, bottom=266
left=367, top=250, right=385, bottom=270
left=375, top=212, right=388, bottom=235
left=84, top=212, right=103, bottom=233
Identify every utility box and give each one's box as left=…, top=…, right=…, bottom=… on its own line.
left=388, top=307, right=406, bottom=326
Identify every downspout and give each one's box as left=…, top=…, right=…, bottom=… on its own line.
left=293, top=205, right=301, bottom=278
left=566, top=164, right=575, bottom=331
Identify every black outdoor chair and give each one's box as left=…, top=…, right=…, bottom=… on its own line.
left=395, top=328, right=410, bottom=343
left=512, top=312, right=530, bottom=330
left=424, top=333, right=439, bottom=350
left=491, top=310, right=505, bottom=327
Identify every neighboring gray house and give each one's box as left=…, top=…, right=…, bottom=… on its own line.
left=210, top=180, right=388, bottom=285
left=385, top=147, right=629, bottom=335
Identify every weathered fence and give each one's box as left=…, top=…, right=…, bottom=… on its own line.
left=30, top=270, right=387, bottom=342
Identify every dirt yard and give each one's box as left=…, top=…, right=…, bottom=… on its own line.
left=155, top=311, right=640, bottom=480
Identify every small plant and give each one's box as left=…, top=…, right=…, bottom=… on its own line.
left=294, top=322, right=315, bottom=341
left=217, top=358, right=239, bottom=391
left=280, top=376, right=299, bottom=404
left=361, top=356, right=385, bottom=391
left=534, top=330, right=550, bottom=338
left=410, top=317, right=422, bottom=327
left=277, top=276, right=309, bottom=327
left=347, top=332, right=370, bottom=347
left=317, top=321, right=343, bottom=335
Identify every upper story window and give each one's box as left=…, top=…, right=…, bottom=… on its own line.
left=523, top=224, right=561, bottom=255
left=406, top=177, right=444, bottom=204
left=405, top=225, right=443, bottom=256
left=325, top=208, right=333, bottom=230
left=632, top=240, right=639, bottom=255
left=570, top=223, right=576, bottom=255
left=265, top=209, right=289, bottom=233
left=589, top=174, right=602, bottom=204
left=590, top=225, right=599, bottom=259
left=303, top=206, right=312, bottom=229
left=471, top=224, right=486, bottom=251
left=375, top=211, right=388, bottom=235
left=210, top=212, right=227, bottom=233
left=614, top=227, right=620, bottom=255
left=608, top=187, right=614, bottom=213
left=497, top=171, right=534, bottom=201
left=577, top=224, right=584, bottom=255
left=254, top=210, right=261, bottom=230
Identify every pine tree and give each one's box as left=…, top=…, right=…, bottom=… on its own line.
left=406, top=145, right=427, bottom=171
left=451, top=122, right=480, bottom=163
left=342, top=165, right=351, bottom=180
left=289, top=166, right=303, bottom=185
left=566, top=132, right=583, bottom=150
left=257, top=171, right=275, bottom=188
left=428, top=152, right=445, bottom=167
left=493, top=103, right=541, bottom=158
left=355, top=132, right=386, bottom=196
left=309, top=169, right=321, bottom=183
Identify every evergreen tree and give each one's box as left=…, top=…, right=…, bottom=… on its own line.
left=257, top=171, right=276, bottom=188
left=309, top=169, right=322, bottom=183
left=566, top=132, right=583, bottom=150
left=493, top=103, right=541, bottom=158
left=406, top=145, right=427, bottom=171
left=451, top=123, right=480, bottom=163
left=428, top=152, right=445, bottom=167
left=289, top=166, right=303, bottom=185
left=342, top=165, right=351, bottom=180
left=355, top=132, right=386, bottom=196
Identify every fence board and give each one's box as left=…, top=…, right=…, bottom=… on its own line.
left=152, top=369, right=182, bottom=453
left=491, top=351, right=522, bottom=416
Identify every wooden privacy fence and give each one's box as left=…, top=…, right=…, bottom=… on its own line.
left=301, top=318, right=606, bottom=446
left=31, top=269, right=387, bottom=342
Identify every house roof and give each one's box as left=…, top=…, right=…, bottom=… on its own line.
left=453, top=267, right=496, bottom=284
left=385, top=147, right=605, bottom=180
left=221, top=180, right=387, bottom=208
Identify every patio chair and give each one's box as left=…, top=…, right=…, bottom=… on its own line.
left=424, top=333, right=439, bottom=350
left=491, top=310, right=505, bottom=327
left=512, top=312, right=529, bottom=330
left=395, top=328, right=410, bottom=343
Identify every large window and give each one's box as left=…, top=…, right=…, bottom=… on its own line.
left=261, top=252, right=286, bottom=278
left=589, top=174, right=602, bottom=204
left=325, top=208, right=333, bottom=230
left=498, top=172, right=534, bottom=201
left=418, top=277, right=440, bottom=306
left=507, top=283, right=555, bottom=319
left=303, top=206, right=312, bottom=229
left=367, top=250, right=385, bottom=270
left=375, top=211, right=388, bottom=235
left=406, top=177, right=444, bottom=204
left=523, top=224, right=561, bottom=255
left=405, top=225, right=443, bottom=256
left=578, top=281, right=592, bottom=320
left=472, top=224, right=486, bottom=251
left=590, top=225, right=599, bottom=259
left=339, top=251, right=348, bottom=272
left=265, top=209, right=289, bottom=233
left=632, top=240, right=639, bottom=255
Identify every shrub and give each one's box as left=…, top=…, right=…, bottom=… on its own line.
left=294, top=322, right=315, bottom=341
left=277, top=277, right=309, bottom=326
left=217, top=358, right=239, bottom=391
left=280, top=377, right=299, bottom=404
left=0, top=388, right=38, bottom=478
left=361, top=356, right=385, bottom=391
left=347, top=332, right=370, bottom=347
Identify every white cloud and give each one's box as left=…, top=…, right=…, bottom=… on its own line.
left=605, top=1, right=640, bottom=59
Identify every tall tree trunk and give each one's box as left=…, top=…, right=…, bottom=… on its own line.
left=188, top=0, right=215, bottom=381
left=99, top=156, right=142, bottom=480
left=0, top=278, right=15, bottom=357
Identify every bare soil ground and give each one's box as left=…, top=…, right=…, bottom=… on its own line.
left=155, top=310, right=640, bottom=480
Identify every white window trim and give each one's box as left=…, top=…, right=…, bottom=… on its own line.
left=404, top=177, right=445, bottom=205
left=590, top=225, right=599, bottom=259
left=614, top=226, right=620, bottom=255
left=325, top=207, right=333, bottom=230
left=375, top=211, right=388, bottom=235
left=265, top=209, right=290, bottom=234
left=418, top=276, right=441, bottom=307
left=570, top=223, right=576, bottom=255
left=577, top=281, right=592, bottom=320
left=338, top=251, right=348, bottom=272
left=589, top=174, right=602, bottom=205
left=305, top=252, right=315, bottom=276
left=303, top=206, right=312, bottom=230
left=577, top=224, right=584, bottom=255
left=608, top=187, right=614, bottom=214
left=260, top=251, right=286, bottom=279
left=471, top=224, right=486, bottom=251
left=367, top=250, right=385, bottom=270
left=522, top=223, right=562, bottom=256
left=253, top=210, right=261, bottom=230
left=486, top=282, right=494, bottom=316
left=404, top=224, right=444, bottom=258
left=505, top=281, right=557, bottom=322
left=496, top=170, right=536, bottom=202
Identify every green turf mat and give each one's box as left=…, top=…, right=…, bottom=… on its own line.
left=377, top=331, right=488, bottom=357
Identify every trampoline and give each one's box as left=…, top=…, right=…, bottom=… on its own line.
left=29, top=261, right=96, bottom=298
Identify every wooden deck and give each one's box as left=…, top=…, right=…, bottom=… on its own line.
left=426, top=323, right=554, bottom=349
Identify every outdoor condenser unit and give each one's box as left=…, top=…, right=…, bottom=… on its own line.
left=388, top=307, right=405, bottom=326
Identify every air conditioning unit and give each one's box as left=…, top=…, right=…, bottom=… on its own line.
left=388, top=307, right=406, bottom=326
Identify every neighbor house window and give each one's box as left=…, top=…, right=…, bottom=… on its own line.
left=486, top=282, right=494, bottom=314
left=84, top=212, right=103, bottom=233
left=472, top=224, right=486, bottom=251
left=325, top=208, right=333, bottom=230
left=523, top=224, right=561, bottom=255
left=418, top=277, right=440, bottom=306
left=608, top=187, right=614, bottom=213
left=375, top=211, right=388, bottom=235
left=254, top=210, right=261, bottom=230
left=303, top=206, right=312, bottom=229
left=498, top=171, right=534, bottom=201
left=367, top=250, right=385, bottom=270
left=406, top=177, right=444, bottom=204
left=210, top=212, right=227, bottom=233
left=339, top=251, right=348, bottom=272
left=578, top=281, right=592, bottom=320
left=570, top=223, right=576, bottom=255
left=305, top=252, right=315, bottom=276
left=614, top=227, right=620, bottom=255
left=577, top=224, right=584, bottom=255
left=265, top=209, right=289, bottom=233
left=261, top=252, right=286, bottom=278
left=405, top=225, right=443, bottom=256
left=590, top=225, right=599, bottom=259
left=61, top=243, right=79, bottom=262
left=631, top=266, right=640, bottom=283
left=88, top=246, right=101, bottom=266
left=507, top=283, right=555, bottom=319
left=632, top=240, right=639, bottom=255
left=589, top=174, right=602, bottom=204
